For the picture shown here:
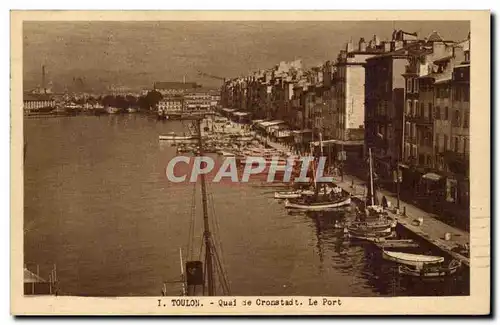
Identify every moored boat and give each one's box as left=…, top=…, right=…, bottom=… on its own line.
left=159, top=134, right=197, bottom=141
left=106, top=106, right=120, bottom=114
left=347, top=229, right=396, bottom=242
left=284, top=196, right=351, bottom=211
left=274, top=190, right=302, bottom=199
left=382, top=250, right=445, bottom=267
left=398, top=259, right=462, bottom=278
left=219, top=151, right=236, bottom=157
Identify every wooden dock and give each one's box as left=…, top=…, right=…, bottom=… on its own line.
left=253, top=136, right=471, bottom=268
left=334, top=175, right=470, bottom=267
left=24, top=266, right=58, bottom=295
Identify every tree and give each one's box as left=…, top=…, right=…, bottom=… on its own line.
left=101, top=95, right=116, bottom=107
left=115, top=95, right=128, bottom=109
left=138, top=96, right=149, bottom=110
left=126, top=95, right=138, bottom=108
left=145, top=90, right=163, bottom=110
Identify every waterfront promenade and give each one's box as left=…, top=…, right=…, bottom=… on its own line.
left=256, top=132, right=470, bottom=267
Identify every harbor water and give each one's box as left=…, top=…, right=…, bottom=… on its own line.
left=24, top=115, right=469, bottom=297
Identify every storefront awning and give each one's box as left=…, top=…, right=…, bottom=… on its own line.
left=292, top=129, right=312, bottom=134
left=233, top=111, right=250, bottom=117
left=422, top=172, right=442, bottom=181
left=258, top=120, right=285, bottom=128
left=222, top=108, right=236, bottom=113
left=310, top=139, right=364, bottom=146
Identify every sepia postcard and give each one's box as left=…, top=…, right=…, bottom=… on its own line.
left=11, top=10, right=490, bottom=315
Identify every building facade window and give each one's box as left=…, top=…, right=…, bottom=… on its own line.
left=444, top=134, right=448, bottom=151
left=435, top=106, right=441, bottom=119
left=445, top=106, right=449, bottom=120
left=463, top=110, right=469, bottom=128
left=453, top=109, right=461, bottom=127
left=426, top=155, right=432, bottom=166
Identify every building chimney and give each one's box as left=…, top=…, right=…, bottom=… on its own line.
left=359, top=37, right=367, bottom=52
left=395, top=40, right=404, bottom=50
left=346, top=40, right=354, bottom=52
left=383, top=41, right=391, bottom=52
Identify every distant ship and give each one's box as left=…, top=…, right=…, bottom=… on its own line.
left=106, top=106, right=120, bottom=114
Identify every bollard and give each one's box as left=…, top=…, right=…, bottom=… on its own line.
left=403, top=206, right=406, bottom=216
left=351, top=179, right=354, bottom=188
left=444, top=232, right=452, bottom=241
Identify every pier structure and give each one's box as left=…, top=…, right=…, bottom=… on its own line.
left=24, top=265, right=58, bottom=295
left=257, top=133, right=470, bottom=268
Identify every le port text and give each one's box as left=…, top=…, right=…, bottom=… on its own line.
left=157, top=298, right=342, bottom=308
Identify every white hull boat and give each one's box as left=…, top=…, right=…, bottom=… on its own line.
left=284, top=196, right=351, bottom=211
left=382, top=250, right=445, bottom=267
left=159, top=135, right=197, bottom=141
left=106, top=106, right=120, bottom=114
left=219, top=151, right=236, bottom=157
left=274, top=191, right=302, bottom=199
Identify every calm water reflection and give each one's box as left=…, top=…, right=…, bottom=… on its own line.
left=23, top=115, right=468, bottom=296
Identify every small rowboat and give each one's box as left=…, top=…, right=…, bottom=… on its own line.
left=219, top=151, right=235, bottom=157
left=274, top=186, right=338, bottom=200
left=398, top=259, right=462, bottom=278
left=284, top=196, right=351, bottom=211
left=347, top=220, right=394, bottom=232
left=373, top=239, right=420, bottom=249
left=347, top=227, right=394, bottom=241
left=382, top=250, right=445, bottom=267
left=159, top=135, right=196, bottom=141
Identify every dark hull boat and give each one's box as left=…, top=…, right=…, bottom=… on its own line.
left=398, top=259, right=462, bottom=278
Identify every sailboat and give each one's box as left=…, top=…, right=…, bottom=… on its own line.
left=284, top=133, right=351, bottom=211
left=162, top=117, right=230, bottom=297
left=345, top=148, right=395, bottom=241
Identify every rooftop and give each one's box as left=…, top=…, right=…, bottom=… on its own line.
left=24, top=93, right=54, bottom=101
left=154, top=82, right=199, bottom=90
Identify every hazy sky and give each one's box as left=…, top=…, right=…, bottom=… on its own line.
left=23, top=21, right=470, bottom=92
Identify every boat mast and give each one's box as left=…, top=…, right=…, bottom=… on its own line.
left=196, top=118, right=215, bottom=296
left=179, top=248, right=186, bottom=296
left=319, top=132, right=326, bottom=194
left=368, top=147, right=374, bottom=206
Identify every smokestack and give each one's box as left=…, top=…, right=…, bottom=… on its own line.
left=42, top=65, right=46, bottom=94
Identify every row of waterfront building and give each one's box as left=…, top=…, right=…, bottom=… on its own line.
left=23, top=82, right=221, bottom=114
left=220, top=29, right=471, bottom=225
left=153, top=82, right=221, bottom=113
